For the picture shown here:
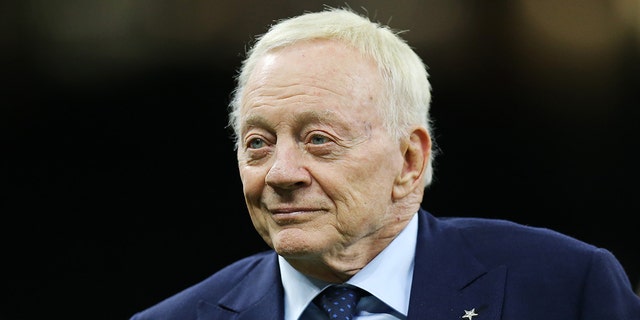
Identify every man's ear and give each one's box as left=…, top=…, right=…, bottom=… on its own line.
left=393, top=127, right=431, bottom=200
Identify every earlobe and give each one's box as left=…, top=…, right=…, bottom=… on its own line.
left=392, top=128, right=431, bottom=199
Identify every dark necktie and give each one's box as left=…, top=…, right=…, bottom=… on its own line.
left=314, top=285, right=363, bottom=320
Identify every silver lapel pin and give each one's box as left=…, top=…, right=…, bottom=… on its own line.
left=461, top=308, right=478, bottom=319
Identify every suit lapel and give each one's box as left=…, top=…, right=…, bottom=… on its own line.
left=407, top=210, right=506, bottom=320
left=197, top=252, right=285, bottom=320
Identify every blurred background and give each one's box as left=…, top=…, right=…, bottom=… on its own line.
left=2, top=0, right=639, bottom=319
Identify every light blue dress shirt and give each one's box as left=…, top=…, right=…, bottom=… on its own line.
left=279, top=213, right=418, bottom=320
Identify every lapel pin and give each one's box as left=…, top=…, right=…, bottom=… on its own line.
left=461, top=308, right=478, bottom=319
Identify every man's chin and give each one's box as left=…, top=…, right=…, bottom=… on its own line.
left=272, top=230, right=323, bottom=257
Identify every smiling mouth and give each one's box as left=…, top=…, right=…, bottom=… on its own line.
left=270, top=206, right=321, bottom=214
left=269, top=208, right=323, bottom=223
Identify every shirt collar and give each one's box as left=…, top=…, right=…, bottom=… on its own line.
left=279, top=213, right=418, bottom=320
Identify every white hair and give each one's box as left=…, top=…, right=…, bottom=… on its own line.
left=228, top=7, right=436, bottom=187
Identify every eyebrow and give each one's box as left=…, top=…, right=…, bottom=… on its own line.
left=243, top=108, right=342, bottom=127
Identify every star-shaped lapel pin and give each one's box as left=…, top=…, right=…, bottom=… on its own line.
left=461, top=308, right=478, bottom=319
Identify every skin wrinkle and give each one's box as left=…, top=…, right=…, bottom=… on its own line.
left=241, top=111, right=370, bottom=161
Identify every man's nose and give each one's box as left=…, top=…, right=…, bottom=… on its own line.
left=264, top=142, right=311, bottom=189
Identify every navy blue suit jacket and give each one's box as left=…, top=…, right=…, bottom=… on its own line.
left=131, top=209, right=640, bottom=319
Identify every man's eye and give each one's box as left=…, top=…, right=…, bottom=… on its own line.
left=309, top=135, right=329, bottom=145
left=248, top=138, right=265, bottom=149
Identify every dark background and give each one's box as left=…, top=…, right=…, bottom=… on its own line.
left=3, top=1, right=639, bottom=319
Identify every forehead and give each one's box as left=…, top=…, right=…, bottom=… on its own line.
left=242, top=41, right=383, bottom=122
left=245, top=39, right=381, bottom=95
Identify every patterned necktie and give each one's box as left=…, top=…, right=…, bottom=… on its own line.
left=314, top=285, right=363, bottom=320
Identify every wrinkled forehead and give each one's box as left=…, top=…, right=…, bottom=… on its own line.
left=237, top=40, right=386, bottom=133
left=243, top=40, right=383, bottom=104
left=252, top=40, right=379, bottom=83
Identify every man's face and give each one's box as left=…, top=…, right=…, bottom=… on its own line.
left=237, top=39, right=405, bottom=263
